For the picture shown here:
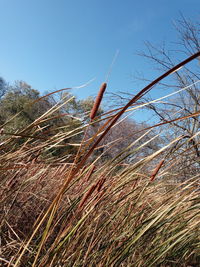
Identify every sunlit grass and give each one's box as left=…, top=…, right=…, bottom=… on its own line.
left=0, top=52, right=200, bottom=266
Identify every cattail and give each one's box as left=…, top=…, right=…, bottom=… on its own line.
left=86, top=165, right=96, bottom=182
left=150, top=159, right=165, bottom=182
left=97, top=177, right=106, bottom=192
left=78, top=181, right=99, bottom=209
left=90, top=82, right=107, bottom=120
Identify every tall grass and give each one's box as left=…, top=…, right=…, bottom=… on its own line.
left=1, top=52, right=200, bottom=266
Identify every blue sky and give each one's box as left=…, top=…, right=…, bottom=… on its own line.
left=0, top=0, right=199, bottom=121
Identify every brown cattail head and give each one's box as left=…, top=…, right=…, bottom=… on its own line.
left=78, top=182, right=98, bottom=209
left=150, top=159, right=165, bottom=182
left=97, top=177, right=106, bottom=192
left=90, top=82, right=107, bottom=120
left=86, top=165, right=96, bottom=182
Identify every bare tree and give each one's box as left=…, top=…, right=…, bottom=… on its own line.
left=110, top=16, right=200, bottom=180
left=137, top=16, right=200, bottom=180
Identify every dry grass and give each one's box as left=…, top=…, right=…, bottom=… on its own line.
left=1, top=52, right=200, bottom=266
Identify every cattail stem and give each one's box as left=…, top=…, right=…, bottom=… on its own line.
left=90, top=82, right=107, bottom=120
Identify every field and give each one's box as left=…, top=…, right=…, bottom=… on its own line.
left=1, top=52, right=200, bottom=266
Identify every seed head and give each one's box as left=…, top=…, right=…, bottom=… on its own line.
left=90, top=82, right=107, bottom=120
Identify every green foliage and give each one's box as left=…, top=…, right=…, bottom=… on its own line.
left=0, top=80, right=103, bottom=161
left=0, top=81, right=50, bottom=131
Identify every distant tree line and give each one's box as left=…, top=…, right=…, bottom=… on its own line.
left=0, top=78, right=158, bottom=164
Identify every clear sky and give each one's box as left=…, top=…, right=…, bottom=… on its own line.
left=0, top=0, right=199, bottom=120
